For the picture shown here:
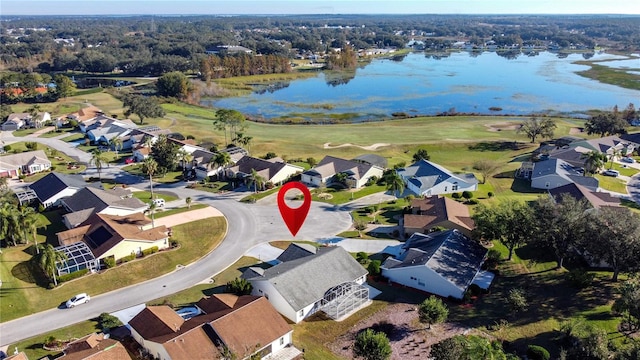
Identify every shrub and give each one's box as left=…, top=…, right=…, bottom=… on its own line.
left=368, top=260, right=381, bottom=276
left=25, top=141, right=38, bottom=150
left=452, top=192, right=461, bottom=199
left=50, top=166, right=56, bottom=171
left=37, top=203, right=44, bottom=212
left=487, top=191, right=494, bottom=198
left=3, top=145, right=11, bottom=152
left=58, top=268, right=89, bottom=283
left=356, top=252, right=369, bottom=264
left=466, top=199, right=479, bottom=205
left=484, top=249, right=502, bottom=270
left=462, top=191, right=473, bottom=200
left=99, top=312, right=123, bottom=331
left=121, top=253, right=136, bottom=263
left=506, top=288, right=528, bottom=313
left=171, top=239, right=180, bottom=247
left=226, top=277, right=253, bottom=295
left=103, top=257, right=116, bottom=269
left=467, top=283, right=483, bottom=297
left=566, top=268, right=595, bottom=289
left=141, top=246, right=159, bottom=257
left=186, top=135, right=195, bottom=140
left=353, top=329, right=391, bottom=360
left=527, top=345, right=551, bottom=360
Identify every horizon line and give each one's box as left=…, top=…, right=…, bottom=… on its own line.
left=2, top=13, right=640, bottom=16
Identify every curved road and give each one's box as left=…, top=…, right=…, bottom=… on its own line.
left=0, top=182, right=352, bottom=346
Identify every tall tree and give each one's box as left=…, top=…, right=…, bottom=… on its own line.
left=0, top=203, right=21, bottom=246
left=385, top=171, right=405, bottom=198
left=146, top=202, right=157, bottom=228
left=17, top=206, right=40, bottom=251
left=142, top=157, right=158, bottom=200
left=156, top=71, right=191, bottom=99
left=37, top=243, right=68, bottom=286
left=111, top=137, right=123, bottom=157
left=585, top=112, right=628, bottom=137
left=90, top=149, right=107, bottom=182
left=412, top=149, right=430, bottom=162
left=150, top=134, right=179, bottom=175
left=612, top=276, right=640, bottom=331
left=517, top=116, right=557, bottom=143
left=248, top=168, right=266, bottom=193
left=123, top=94, right=166, bottom=125
left=622, top=103, right=637, bottom=124
left=215, top=109, right=246, bottom=145
left=584, top=207, right=640, bottom=281
left=211, top=151, right=232, bottom=178
left=472, top=160, right=502, bottom=184
left=53, top=74, right=76, bottom=99
left=418, top=296, right=449, bottom=329
left=472, top=201, right=534, bottom=260
left=531, top=194, right=590, bottom=269
left=353, top=329, right=392, bottom=360
left=581, top=150, right=607, bottom=175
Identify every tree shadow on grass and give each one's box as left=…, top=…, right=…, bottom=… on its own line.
left=510, top=178, right=547, bottom=194
left=468, top=141, right=530, bottom=152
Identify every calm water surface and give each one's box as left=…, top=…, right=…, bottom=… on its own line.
left=204, top=52, right=640, bottom=121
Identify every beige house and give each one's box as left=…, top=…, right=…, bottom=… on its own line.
left=0, top=150, right=51, bottom=178
left=301, top=155, right=384, bottom=189
left=226, top=156, right=304, bottom=187
left=402, top=196, right=475, bottom=237
left=57, top=212, right=169, bottom=262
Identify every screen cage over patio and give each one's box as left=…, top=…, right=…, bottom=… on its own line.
left=319, top=282, right=369, bottom=321
left=55, top=242, right=100, bottom=275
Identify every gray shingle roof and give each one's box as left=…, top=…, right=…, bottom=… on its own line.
left=382, top=229, right=487, bottom=293
left=249, top=246, right=367, bottom=312
left=398, top=159, right=478, bottom=194
left=276, top=242, right=316, bottom=262
left=304, top=155, right=378, bottom=180
left=29, top=172, right=88, bottom=203
left=62, top=187, right=145, bottom=213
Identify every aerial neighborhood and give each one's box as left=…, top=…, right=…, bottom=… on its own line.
left=1, top=11, right=640, bottom=360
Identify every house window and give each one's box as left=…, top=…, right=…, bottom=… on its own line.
left=545, top=182, right=550, bottom=188
left=299, top=309, right=304, bottom=317
left=452, top=183, right=458, bottom=191
left=444, top=186, right=447, bottom=192
left=280, top=337, right=284, bottom=346
left=258, top=289, right=263, bottom=293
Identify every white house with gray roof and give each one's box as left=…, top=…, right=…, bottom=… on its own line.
left=60, top=186, right=147, bottom=228
left=397, top=159, right=478, bottom=196
left=531, top=158, right=599, bottom=191
left=381, top=229, right=492, bottom=299
left=301, top=155, right=384, bottom=189
left=242, top=245, right=369, bottom=323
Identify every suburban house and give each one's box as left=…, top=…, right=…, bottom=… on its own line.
left=132, top=145, right=152, bottom=162
left=28, top=172, right=90, bottom=208
left=301, top=155, right=384, bottom=189
left=381, top=229, right=493, bottom=299
left=226, top=156, right=304, bottom=187
left=548, top=183, right=621, bottom=209
left=60, top=186, right=148, bottom=229
left=82, top=116, right=138, bottom=144
left=397, top=159, right=478, bottom=196
left=1, top=112, right=51, bottom=131
left=402, top=196, right=475, bottom=237
left=128, top=294, right=297, bottom=360
left=57, top=333, right=132, bottom=360
left=1, top=115, right=25, bottom=131
left=0, top=150, right=51, bottom=178
left=530, top=158, right=599, bottom=191
left=536, top=135, right=640, bottom=168
left=56, top=212, right=169, bottom=263
left=123, top=126, right=171, bottom=151
left=66, top=105, right=104, bottom=123
left=191, top=149, right=218, bottom=179
left=242, top=244, right=370, bottom=323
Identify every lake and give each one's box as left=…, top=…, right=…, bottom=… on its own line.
left=203, top=51, right=640, bottom=122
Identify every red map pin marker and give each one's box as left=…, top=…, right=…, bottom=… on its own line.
left=277, top=182, right=311, bottom=237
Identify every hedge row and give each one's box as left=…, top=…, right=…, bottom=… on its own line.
left=58, top=268, right=89, bottom=283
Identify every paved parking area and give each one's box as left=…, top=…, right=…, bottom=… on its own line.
left=154, top=206, right=224, bottom=228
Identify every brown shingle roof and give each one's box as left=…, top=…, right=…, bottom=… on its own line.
left=61, top=333, right=132, bottom=360
left=56, top=213, right=168, bottom=257
left=211, top=296, right=291, bottom=358
left=195, top=293, right=240, bottom=314
left=129, top=306, right=186, bottom=340
left=162, top=327, right=222, bottom=359
left=405, top=196, right=474, bottom=232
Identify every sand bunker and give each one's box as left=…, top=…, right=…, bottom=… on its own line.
left=323, top=143, right=391, bottom=151
left=485, top=122, right=520, bottom=132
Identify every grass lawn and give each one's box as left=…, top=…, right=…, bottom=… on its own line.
left=10, top=320, right=100, bottom=360
left=11, top=128, right=41, bottom=137
left=123, top=164, right=184, bottom=184
left=447, top=242, right=625, bottom=357
left=312, top=184, right=389, bottom=205
left=37, top=127, right=77, bottom=138
left=61, top=133, right=85, bottom=142
left=594, top=174, right=628, bottom=193
left=0, top=217, right=226, bottom=322
left=131, top=190, right=178, bottom=203
left=154, top=203, right=208, bottom=218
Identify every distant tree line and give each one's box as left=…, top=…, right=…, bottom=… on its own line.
left=200, top=53, right=291, bottom=80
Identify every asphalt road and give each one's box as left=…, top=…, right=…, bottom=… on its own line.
left=0, top=182, right=352, bottom=347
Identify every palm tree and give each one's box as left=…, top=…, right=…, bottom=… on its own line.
left=142, top=157, right=158, bottom=200
left=37, top=243, right=68, bottom=286
left=0, top=203, right=20, bottom=246
left=111, top=137, right=123, bottom=158
left=177, top=149, right=193, bottom=178
left=386, top=171, right=405, bottom=198
left=213, top=151, right=232, bottom=179
left=91, top=149, right=107, bottom=182
left=581, top=151, right=606, bottom=175
left=17, top=206, right=39, bottom=252
left=146, top=202, right=157, bottom=228
left=248, top=168, right=266, bottom=193
left=608, top=148, right=622, bottom=170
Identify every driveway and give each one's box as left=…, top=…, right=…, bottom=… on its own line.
left=154, top=206, right=224, bottom=228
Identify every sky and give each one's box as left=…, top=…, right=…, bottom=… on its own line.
left=2, top=0, right=639, bottom=16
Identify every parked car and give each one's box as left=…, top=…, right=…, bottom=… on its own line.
left=152, top=198, right=165, bottom=207
left=621, top=157, right=635, bottom=163
left=603, top=169, right=620, bottom=177
left=125, top=157, right=135, bottom=164
left=66, top=293, right=90, bottom=308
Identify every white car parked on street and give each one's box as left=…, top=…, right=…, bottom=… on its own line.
left=66, top=293, right=90, bottom=308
